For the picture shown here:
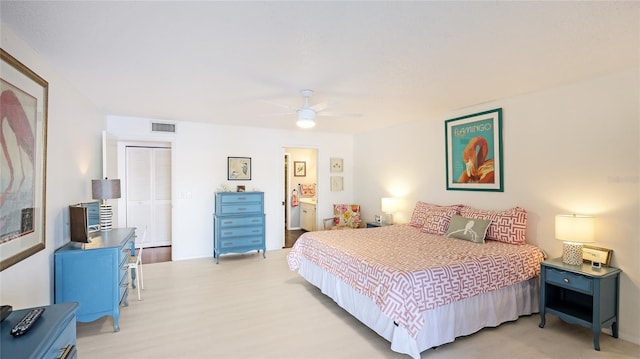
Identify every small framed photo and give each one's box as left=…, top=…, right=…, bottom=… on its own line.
left=236, top=185, right=246, bottom=192
left=330, top=176, right=343, bottom=192
left=228, top=157, right=251, bottom=180
left=582, top=245, right=613, bottom=266
left=330, top=157, right=343, bottom=173
left=294, top=161, right=306, bottom=177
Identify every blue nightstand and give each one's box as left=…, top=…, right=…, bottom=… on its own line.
left=539, top=257, right=621, bottom=351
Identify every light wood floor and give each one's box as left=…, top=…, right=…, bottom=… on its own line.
left=76, top=249, right=639, bottom=358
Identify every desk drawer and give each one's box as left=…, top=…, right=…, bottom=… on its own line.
left=218, top=216, right=264, bottom=228
left=546, top=267, right=592, bottom=294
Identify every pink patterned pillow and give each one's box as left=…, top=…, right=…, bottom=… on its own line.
left=420, top=206, right=459, bottom=235
left=409, top=201, right=439, bottom=228
left=459, top=206, right=527, bottom=244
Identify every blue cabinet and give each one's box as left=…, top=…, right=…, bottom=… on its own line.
left=0, top=302, right=79, bottom=359
left=539, top=258, right=621, bottom=351
left=55, top=228, right=136, bottom=332
left=213, top=192, right=266, bottom=264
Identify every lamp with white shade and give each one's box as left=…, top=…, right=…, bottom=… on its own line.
left=92, top=179, right=121, bottom=231
left=555, top=214, right=595, bottom=265
left=381, top=197, right=398, bottom=225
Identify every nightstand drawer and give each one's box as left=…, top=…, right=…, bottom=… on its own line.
left=546, top=267, right=592, bottom=294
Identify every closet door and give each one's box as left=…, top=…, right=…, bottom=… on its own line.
left=126, top=146, right=172, bottom=247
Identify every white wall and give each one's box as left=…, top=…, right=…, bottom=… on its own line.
left=105, top=116, right=354, bottom=260
left=0, top=24, right=104, bottom=309
left=353, top=67, right=640, bottom=344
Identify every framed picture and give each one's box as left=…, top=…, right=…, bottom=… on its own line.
left=330, top=176, right=343, bottom=192
left=330, top=157, right=343, bottom=173
left=227, top=157, right=251, bottom=180
left=1, top=49, right=48, bottom=271
left=445, top=108, right=503, bottom=191
left=294, top=161, right=306, bottom=177
left=582, top=245, right=613, bottom=266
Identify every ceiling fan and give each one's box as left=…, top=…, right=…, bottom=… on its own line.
left=264, top=89, right=361, bottom=129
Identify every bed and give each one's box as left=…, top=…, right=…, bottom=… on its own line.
left=287, top=202, right=545, bottom=358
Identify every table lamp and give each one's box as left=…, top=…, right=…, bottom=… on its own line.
left=555, top=214, right=595, bottom=265
left=381, top=197, right=398, bottom=225
left=92, top=178, right=121, bottom=231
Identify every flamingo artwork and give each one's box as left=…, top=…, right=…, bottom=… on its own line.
left=0, top=85, right=36, bottom=240
left=457, top=136, right=495, bottom=184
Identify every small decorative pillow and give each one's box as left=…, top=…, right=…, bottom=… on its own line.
left=420, top=206, right=459, bottom=235
left=446, top=215, right=491, bottom=243
left=459, top=206, right=527, bottom=244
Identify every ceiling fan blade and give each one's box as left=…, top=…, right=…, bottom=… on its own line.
left=261, top=111, right=296, bottom=117
left=260, top=99, right=294, bottom=111
left=311, top=101, right=329, bottom=112
left=317, top=111, right=362, bottom=118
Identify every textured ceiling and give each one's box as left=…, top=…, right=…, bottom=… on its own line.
left=1, top=1, right=638, bottom=133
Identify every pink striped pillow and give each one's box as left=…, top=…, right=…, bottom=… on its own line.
left=459, top=206, right=527, bottom=244
left=420, top=206, right=459, bottom=235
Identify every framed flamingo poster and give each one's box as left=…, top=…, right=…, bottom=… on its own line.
left=0, top=49, right=48, bottom=270
left=445, top=108, right=503, bottom=192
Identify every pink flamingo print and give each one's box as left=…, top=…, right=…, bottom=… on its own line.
left=0, top=89, right=35, bottom=209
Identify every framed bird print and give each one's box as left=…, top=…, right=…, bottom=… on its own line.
left=330, top=157, right=343, bottom=173
left=294, top=161, right=306, bottom=177
left=227, top=157, right=251, bottom=180
left=445, top=108, right=503, bottom=192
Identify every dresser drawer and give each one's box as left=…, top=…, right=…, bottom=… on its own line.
left=218, top=192, right=262, bottom=204
left=44, top=311, right=77, bottom=359
left=219, top=226, right=264, bottom=238
left=545, top=267, right=593, bottom=294
left=217, top=203, right=263, bottom=215
left=218, top=215, right=264, bottom=228
left=218, top=237, right=264, bottom=249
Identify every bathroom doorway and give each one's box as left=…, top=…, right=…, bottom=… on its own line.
left=283, top=147, right=318, bottom=247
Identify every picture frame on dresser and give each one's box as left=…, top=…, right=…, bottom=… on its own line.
left=227, top=156, right=251, bottom=180
left=0, top=49, right=49, bottom=271
left=445, top=108, right=503, bottom=192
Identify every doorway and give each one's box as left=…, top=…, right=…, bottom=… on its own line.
left=283, top=147, right=317, bottom=248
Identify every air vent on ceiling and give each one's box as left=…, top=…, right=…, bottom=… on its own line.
left=151, top=122, right=176, bottom=133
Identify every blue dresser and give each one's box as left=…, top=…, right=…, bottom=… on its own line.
left=213, top=192, right=266, bottom=264
left=55, top=228, right=136, bottom=332
left=0, top=302, right=79, bottom=359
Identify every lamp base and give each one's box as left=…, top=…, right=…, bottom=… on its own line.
left=562, top=242, right=583, bottom=265
left=382, top=213, right=394, bottom=225
left=99, top=203, right=113, bottom=231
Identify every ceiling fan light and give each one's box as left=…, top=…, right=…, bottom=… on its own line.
left=296, top=118, right=315, bottom=128
left=296, top=108, right=316, bottom=128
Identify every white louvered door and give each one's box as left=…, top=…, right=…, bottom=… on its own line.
left=125, top=146, right=172, bottom=247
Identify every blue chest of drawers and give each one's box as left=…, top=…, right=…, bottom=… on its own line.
left=0, top=302, right=79, bottom=359
left=213, top=192, right=266, bottom=264
left=54, top=228, right=136, bottom=332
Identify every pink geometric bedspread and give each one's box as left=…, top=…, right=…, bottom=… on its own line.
left=287, top=224, right=545, bottom=339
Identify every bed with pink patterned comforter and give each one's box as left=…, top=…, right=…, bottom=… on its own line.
left=287, top=224, right=545, bottom=339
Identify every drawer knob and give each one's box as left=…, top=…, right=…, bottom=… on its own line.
left=563, top=278, right=569, bottom=283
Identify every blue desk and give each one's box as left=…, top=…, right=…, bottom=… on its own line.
left=55, top=228, right=136, bottom=332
